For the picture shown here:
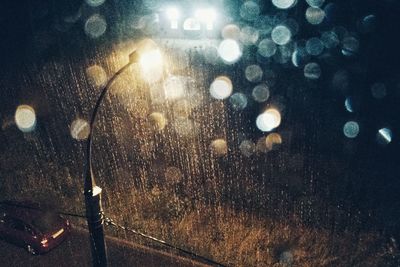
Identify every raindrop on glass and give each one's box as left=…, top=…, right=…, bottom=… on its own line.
left=305, top=7, right=325, bottom=25
left=306, top=0, right=325, bottom=7
left=218, top=39, right=242, bottom=63
left=210, top=76, right=233, bottom=100
left=306, top=37, right=324, bottom=56
left=84, top=14, right=107, bottom=38
left=15, top=105, right=36, bottom=133
left=272, top=0, right=297, bottom=9
left=240, top=26, right=260, bottom=45
left=245, top=65, right=263, bottom=83
left=252, top=84, right=270, bottom=103
left=256, top=108, right=281, bottom=132
left=321, top=31, right=339, bottom=49
left=85, top=0, right=105, bottom=7
left=221, top=24, right=241, bottom=40
left=341, top=36, right=360, bottom=56
left=229, top=93, right=248, bottom=111
left=70, top=118, right=90, bottom=140
left=258, top=38, right=277, bottom=58
left=86, top=65, right=107, bottom=88
left=210, top=139, right=228, bottom=157
left=343, top=121, right=360, bottom=138
left=149, top=112, right=167, bottom=131
left=239, top=140, right=256, bottom=157
left=377, top=128, right=392, bottom=145
left=304, top=62, right=321, bottom=80
left=271, top=25, right=292, bottom=45
left=240, top=1, right=260, bottom=21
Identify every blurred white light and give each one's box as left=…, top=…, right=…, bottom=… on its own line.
left=271, top=25, right=292, bottom=45
left=166, top=7, right=180, bottom=29
left=70, top=118, right=90, bottom=140
left=256, top=108, right=281, bottom=132
left=164, top=76, right=185, bottom=100
left=84, top=14, right=107, bottom=39
left=139, top=49, right=163, bottom=82
left=343, top=121, right=359, bottom=138
left=218, top=39, right=242, bottom=64
left=210, top=139, right=228, bottom=157
left=272, top=0, right=297, bottom=9
left=195, top=8, right=217, bottom=30
left=210, top=76, right=233, bottom=100
left=377, top=128, right=392, bottom=145
left=15, top=105, right=36, bottom=132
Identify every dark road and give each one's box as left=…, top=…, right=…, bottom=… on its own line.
left=0, top=228, right=210, bottom=267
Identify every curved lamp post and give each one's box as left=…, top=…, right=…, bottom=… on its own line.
left=84, top=39, right=162, bottom=267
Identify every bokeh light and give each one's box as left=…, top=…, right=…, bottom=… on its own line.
left=306, top=37, right=324, bottom=56
left=164, top=166, right=183, bottom=185
left=321, top=31, right=339, bottom=49
left=149, top=112, right=167, bottom=131
left=245, top=65, right=263, bottom=83
left=229, top=93, right=248, bottom=110
left=341, top=36, right=360, bottom=56
left=272, top=0, right=297, bottom=9
left=377, top=128, right=392, bottom=145
left=86, top=65, right=107, bottom=88
left=266, top=133, right=283, bottom=150
left=252, top=83, right=270, bottom=103
left=304, top=62, right=321, bottom=79
left=210, top=139, right=228, bottom=157
left=240, top=1, right=260, bottom=21
left=164, top=76, right=185, bottom=100
left=218, top=39, right=242, bottom=64
left=84, top=14, right=107, bottom=38
left=343, top=121, right=360, bottom=138
left=256, top=108, right=281, bottom=132
left=15, top=105, right=36, bottom=133
left=345, top=97, right=354, bottom=113
left=271, top=25, right=292, bottom=45
left=258, top=38, right=277, bottom=58
left=221, top=24, right=240, bottom=40
left=85, top=0, right=105, bottom=7
left=210, top=76, right=233, bottom=100
left=305, top=7, right=325, bottom=25
left=306, top=0, right=325, bottom=7
left=70, top=118, right=90, bottom=140
left=239, top=140, right=255, bottom=157
left=240, top=26, right=259, bottom=45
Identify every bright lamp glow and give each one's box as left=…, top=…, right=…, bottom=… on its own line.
left=166, top=7, right=180, bottom=29
left=256, top=108, right=281, bottom=132
left=139, top=49, right=163, bottom=82
left=195, top=8, right=217, bottom=30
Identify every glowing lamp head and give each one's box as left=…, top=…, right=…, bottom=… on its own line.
left=130, top=39, right=163, bottom=82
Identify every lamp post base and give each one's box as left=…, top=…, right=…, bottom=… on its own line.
left=85, top=185, right=107, bottom=267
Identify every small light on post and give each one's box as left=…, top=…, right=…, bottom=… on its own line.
left=85, top=38, right=163, bottom=267
left=130, top=39, right=164, bottom=82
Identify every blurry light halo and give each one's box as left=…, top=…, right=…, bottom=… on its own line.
left=15, top=105, right=36, bottom=133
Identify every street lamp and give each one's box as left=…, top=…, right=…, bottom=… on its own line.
left=84, top=39, right=162, bottom=267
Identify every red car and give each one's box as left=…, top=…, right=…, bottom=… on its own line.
left=0, top=201, right=71, bottom=254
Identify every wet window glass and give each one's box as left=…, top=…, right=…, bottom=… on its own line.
left=0, top=0, right=399, bottom=266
